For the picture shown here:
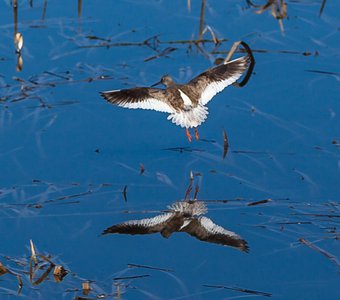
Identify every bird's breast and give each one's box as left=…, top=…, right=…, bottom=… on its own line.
left=166, top=88, right=198, bottom=112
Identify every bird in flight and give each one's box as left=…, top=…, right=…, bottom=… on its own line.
left=102, top=200, right=249, bottom=252
left=100, top=56, right=250, bottom=142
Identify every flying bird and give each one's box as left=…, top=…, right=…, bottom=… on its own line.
left=100, top=55, right=250, bottom=142
left=102, top=201, right=249, bottom=252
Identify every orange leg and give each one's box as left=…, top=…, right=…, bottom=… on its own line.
left=194, top=128, right=199, bottom=140
left=185, top=128, right=192, bottom=142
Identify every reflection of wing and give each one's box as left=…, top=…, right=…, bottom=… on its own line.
left=100, top=87, right=175, bottom=113
left=186, top=56, right=249, bottom=105
left=102, top=213, right=175, bottom=235
left=181, top=216, right=249, bottom=252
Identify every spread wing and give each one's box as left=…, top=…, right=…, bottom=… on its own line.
left=100, top=87, right=175, bottom=113
left=102, top=213, right=175, bottom=235
left=186, top=56, right=249, bottom=106
left=181, top=216, right=249, bottom=252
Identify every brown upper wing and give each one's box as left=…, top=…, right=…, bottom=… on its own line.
left=185, top=56, right=249, bottom=105
left=100, top=87, right=176, bottom=113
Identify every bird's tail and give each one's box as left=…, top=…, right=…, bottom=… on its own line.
left=167, top=105, right=208, bottom=128
left=168, top=201, right=207, bottom=216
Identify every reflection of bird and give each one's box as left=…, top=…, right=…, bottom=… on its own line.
left=102, top=201, right=249, bottom=252
left=100, top=56, right=249, bottom=142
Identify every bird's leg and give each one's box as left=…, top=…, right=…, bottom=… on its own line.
left=185, top=128, right=192, bottom=142
left=194, top=128, right=199, bottom=140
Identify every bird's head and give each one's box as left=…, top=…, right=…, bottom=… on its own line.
left=151, top=75, right=175, bottom=88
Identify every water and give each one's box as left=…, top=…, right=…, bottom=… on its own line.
left=0, top=0, right=339, bottom=299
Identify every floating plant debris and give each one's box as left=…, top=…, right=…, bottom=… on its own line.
left=82, top=281, right=91, bottom=295
left=247, top=0, right=287, bottom=33
left=0, top=240, right=72, bottom=295
left=139, top=163, right=145, bottom=175
left=0, top=262, right=8, bottom=275
left=53, top=265, right=68, bottom=282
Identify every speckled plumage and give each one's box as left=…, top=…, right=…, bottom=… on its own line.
left=100, top=56, right=249, bottom=130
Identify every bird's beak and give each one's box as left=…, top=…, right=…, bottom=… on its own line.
left=151, top=80, right=162, bottom=87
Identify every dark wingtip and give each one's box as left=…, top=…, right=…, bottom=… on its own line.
left=99, top=91, right=108, bottom=99
left=239, top=239, right=250, bottom=253
left=242, top=243, right=250, bottom=253
left=229, top=238, right=249, bottom=253
left=99, top=91, right=114, bottom=103
left=102, top=226, right=114, bottom=235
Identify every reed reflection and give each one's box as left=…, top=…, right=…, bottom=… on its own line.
left=13, top=1, right=23, bottom=71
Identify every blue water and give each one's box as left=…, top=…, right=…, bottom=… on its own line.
left=0, top=1, right=339, bottom=299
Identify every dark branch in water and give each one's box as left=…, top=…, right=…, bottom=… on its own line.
left=306, top=69, right=340, bottom=76
left=113, top=274, right=150, bottom=281
left=144, top=47, right=177, bottom=62
left=299, top=238, right=340, bottom=268
left=247, top=199, right=272, bottom=206
left=222, top=128, right=229, bottom=159
left=122, top=185, right=128, bottom=202
left=79, top=38, right=229, bottom=49
left=319, top=0, right=327, bottom=17
left=213, top=48, right=314, bottom=56
left=128, top=263, right=174, bottom=273
left=203, top=284, right=272, bottom=297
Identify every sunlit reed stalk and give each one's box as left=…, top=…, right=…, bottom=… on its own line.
left=248, top=0, right=287, bottom=34
left=116, top=283, right=121, bottom=300
left=14, top=32, right=23, bottom=52
left=16, top=52, right=23, bottom=71
left=82, top=282, right=91, bottom=295
left=198, top=0, right=206, bottom=41
left=12, top=0, right=24, bottom=71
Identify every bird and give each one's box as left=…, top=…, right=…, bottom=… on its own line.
left=102, top=201, right=249, bottom=252
left=100, top=55, right=250, bottom=142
